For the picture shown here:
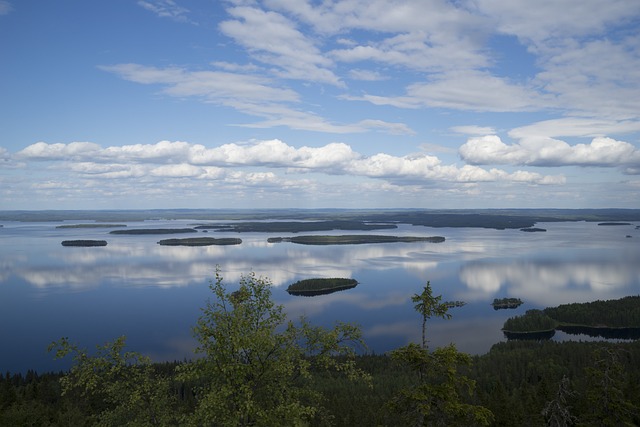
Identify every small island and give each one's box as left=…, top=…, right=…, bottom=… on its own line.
left=598, top=222, right=632, bottom=226
left=268, top=235, right=445, bottom=245
left=492, top=297, right=524, bottom=310
left=110, top=228, right=197, bottom=235
left=286, top=278, right=358, bottom=296
left=157, top=237, right=242, bottom=246
left=61, top=240, right=108, bottom=247
left=520, top=227, right=546, bottom=232
left=445, top=300, right=466, bottom=308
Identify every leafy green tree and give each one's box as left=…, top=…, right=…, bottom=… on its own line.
left=388, top=282, right=493, bottom=426
left=48, top=336, right=180, bottom=426
left=177, top=267, right=370, bottom=426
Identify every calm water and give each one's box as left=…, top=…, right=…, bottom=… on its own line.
left=1, top=219, right=639, bottom=373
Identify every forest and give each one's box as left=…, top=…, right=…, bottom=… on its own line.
left=1, top=272, right=640, bottom=426
left=503, top=296, right=640, bottom=337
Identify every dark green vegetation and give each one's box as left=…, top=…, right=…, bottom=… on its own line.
left=157, top=237, right=242, bottom=246
left=268, top=234, right=445, bottom=245
left=2, top=208, right=640, bottom=229
left=445, top=300, right=467, bottom=308
left=60, top=240, right=107, bottom=247
left=2, top=272, right=640, bottom=426
left=286, top=278, right=358, bottom=296
left=520, top=227, right=546, bottom=232
left=492, top=297, right=524, bottom=310
left=56, top=224, right=126, bottom=229
left=109, top=228, right=197, bottom=235
left=503, top=296, right=640, bottom=339
left=196, top=220, right=397, bottom=233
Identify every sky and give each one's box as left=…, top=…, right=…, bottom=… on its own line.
left=1, top=0, right=640, bottom=210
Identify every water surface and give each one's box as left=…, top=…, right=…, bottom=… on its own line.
left=1, top=219, right=638, bottom=373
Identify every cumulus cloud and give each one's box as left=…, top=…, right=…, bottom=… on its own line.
left=16, top=141, right=101, bottom=160
left=13, top=139, right=564, bottom=186
left=460, top=135, right=640, bottom=171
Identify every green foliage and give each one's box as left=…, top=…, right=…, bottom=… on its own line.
left=543, top=296, right=640, bottom=328
left=176, top=267, right=370, bottom=426
left=411, top=281, right=451, bottom=350
left=388, top=282, right=493, bottom=426
left=582, top=347, right=640, bottom=426
left=48, top=336, right=180, bottom=426
left=503, top=309, right=558, bottom=333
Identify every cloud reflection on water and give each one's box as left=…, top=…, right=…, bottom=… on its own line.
left=459, top=258, right=640, bottom=306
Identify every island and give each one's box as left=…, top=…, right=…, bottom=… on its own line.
left=445, top=300, right=466, bottom=308
left=157, top=237, right=242, bottom=246
left=267, top=235, right=445, bottom=245
left=61, top=240, right=108, bottom=247
left=598, top=222, right=632, bottom=226
left=492, top=297, right=524, bottom=310
left=286, top=278, right=358, bottom=296
left=110, top=228, right=197, bottom=235
left=56, top=224, right=126, bottom=229
left=502, top=296, right=640, bottom=340
left=520, top=227, right=546, bottom=232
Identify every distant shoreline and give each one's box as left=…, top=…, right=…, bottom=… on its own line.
left=1, top=208, right=639, bottom=230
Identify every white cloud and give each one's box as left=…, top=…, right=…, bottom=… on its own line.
left=474, top=0, right=637, bottom=44
left=450, top=125, right=496, bottom=136
left=509, top=118, right=640, bottom=140
left=348, top=69, right=387, bottom=81
left=16, top=141, right=101, bottom=160
left=13, top=139, right=564, bottom=187
left=137, top=0, right=191, bottom=23
left=100, top=64, right=299, bottom=103
left=351, top=70, right=548, bottom=112
left=219, top=6, right=342, bottom=86
left=0, top=1, right=12, bottom=15
left=460, top=135, right=640, bottom=170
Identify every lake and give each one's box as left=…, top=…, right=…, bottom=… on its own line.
left=1, top=217, right=639, bottom=374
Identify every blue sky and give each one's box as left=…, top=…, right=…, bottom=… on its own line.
left=1, top=0, right=640, bottom=210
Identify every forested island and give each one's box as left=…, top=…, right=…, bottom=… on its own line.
left=268, top=235, right=445, bottom=245
left=503, top=296, right=640, bottom=339
left=157, top=237, right=242, bottom=246
left=491, top=297, right=523, bottom=309
left=286, top=278, right=358, bottom=296
left=61, top=240, right=108, bottom=247
left=519, top=227, right=546, bottom=232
